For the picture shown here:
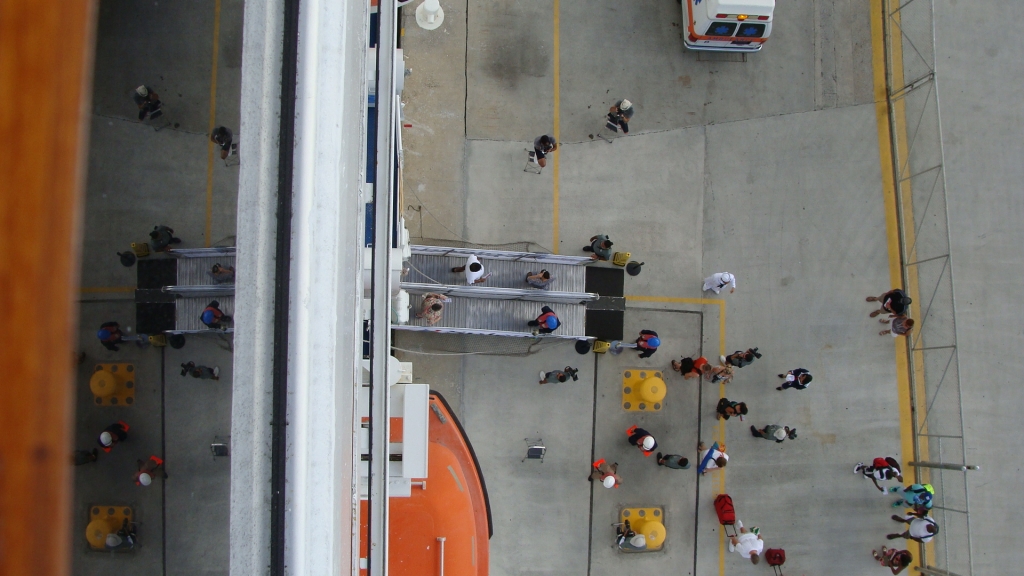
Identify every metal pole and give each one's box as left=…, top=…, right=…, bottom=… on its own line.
left=436, top=537, right=446, bottom=576
left=909, top=461, right=980, bottom=472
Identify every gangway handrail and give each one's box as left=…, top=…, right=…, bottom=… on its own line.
left=162, top=285, right=236, bottom=296
left=410, top=245, right=593, bottom=265
left=393, top=324, right=591, bottom=340
left=400, top=282, right=598, bottom=304
left=167, top=247, right=237, bottom=257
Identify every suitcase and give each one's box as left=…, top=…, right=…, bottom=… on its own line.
left=714, top=494, right=737, bottom=537
left=765, top=548, right=786, bottom=575
left=612, top=251, right=631, bottom=267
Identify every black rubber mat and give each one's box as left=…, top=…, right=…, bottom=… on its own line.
left=585, top=266, right=624, bottom=297
left=585, top=309, right=624, bottom=341
left=137, top=258, right=177, bottom=290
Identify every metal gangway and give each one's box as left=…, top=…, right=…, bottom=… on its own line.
left=163, top=247, right=236, bottom=333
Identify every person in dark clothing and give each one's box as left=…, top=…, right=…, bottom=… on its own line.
left=211, top=126, right=235, bottom=160
left=635, top=330, right=660, bottom=358
left=180, top=361, right=220, bottom=380
left=777, top=368, right=812, bottom=391
left=532, top=134, right=557, bottom=168
left=716, top=398, right=748, bottom=420
left=97, top=421, right=129, bottom=453
left=200, top=300, right=232, bottom=330
left=750, top=424, right=797, bottom=442
left=656, top=452, right=690, bottom=469
left=867, top=289, right=912, bottom=317
left=582, top=234, right=613, bottom=261
left=97, top=321, right=125, bottom=351
left=606, top=99, right=634, bottom=133
left=149, top=225, right=182, bottom=252
left=626, top=425, right=657, bottom=455
left=133, top=85, right=162, bottom=120
left=671, top=356, right=707, bottom=379
left=527, top=306, right=561, bottom=334
left=722, top=348, right=761, bottom=368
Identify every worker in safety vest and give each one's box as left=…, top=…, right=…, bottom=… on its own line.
left=527, top=306, right=561, bottom=334
left=635, top=330, right=661, bottom=358
left=200, top=300, right=232, bottom=330
left=135, top=455, right=167, bottom=486
left=97, top=421, right=129, bottom=453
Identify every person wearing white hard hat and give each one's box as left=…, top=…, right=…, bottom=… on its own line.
left=132, top=85, right=163, bottom=121
left=615, top=520, right=647, bottom=551
left=703, top=272, right=737, bottom=294
left=588, top=458, right=622, bottom=488
left=104, top=519, right=137, bottom=550
left=626, top=425, right=658, bottom=456
left=97, top=421, right=129, bottom=453
left=607, top=99, right=635, bottom=134
left=134, top=455, right=166, bottom=486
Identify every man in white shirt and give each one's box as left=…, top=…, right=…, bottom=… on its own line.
left=697, top=441, right=729, bottom=475
left=728, top=521, right=763, bottom=564
left=451, top=254, right=490, bottom=284
left=703, top=272, right=736, bottom=294
left=888, top=513, right=938, bottom=543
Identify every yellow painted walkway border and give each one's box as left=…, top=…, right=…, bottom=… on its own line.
left=551, top=0, right=561, bottom=253
left=203, top=0, right=223, bottom=248
left=626, top=294, right=727, bottom=574
left=871, top=0, right=931, bottom=570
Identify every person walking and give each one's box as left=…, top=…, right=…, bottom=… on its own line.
left=716, top=398, right=748, bottom=420
left=722, top=348, right=761, bottom=368
left=607, top=99, right=634, bottom=134
left=200, top=300, right=232, bottom=330
left=672, top=356, right=708, bottom=379
left=626, top=425, right=658, bottom=456
left=880, top=315, right=915, bottom=337
left=704, top=363, right=734, bottom=385
left=97, top=421, right=129, bottom=453
left=209, top=263, right=235, bottom=283
left=133, top=85, right=162, bottom=120
left=702, top=272, right=736, bottom=294
left=872, top=546, right=913, bottom=574
left=635, top=330, right=660, bottom=358
left=134, top=455, right=167, bottom=486
left=777, top=368, right=812, bottom=390
left=527, top=306, right=561, bottom=334
left=867, top=289, right=912, bottom=317
left=97, top=321, right=125, bottom=351
left=211, top=126, right=235, bottom=160
left=656, top=452, right=690, bottom=469
left=582, top=234, right=613, bottom=261
left=532, top=134, right=557, bottom=168
left=525, top=270, right=555, bottom=289
left=451, top=254, right=490, bottom=284
left=697, top=441, right=729, bottom=474
left=888, top=483, right=934, bottom=510
left=539, top=366, right=578, bottom=385
left=750, top=424, right=797, bottom=443
left=588, top=458, right=622, bottom=488
left=415, top=292, right=451, bottom=326
left=887, top=512, right=938, bottom=543
left=854, top=457, right=904, bottom=493
left=149, top=225, right=182, bottom=252
left=728, top=521, right=763, bottom=565
left=180, top=361, right=220, bottom=380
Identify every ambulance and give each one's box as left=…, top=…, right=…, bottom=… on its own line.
left=681, top=0, right=775, bottom=52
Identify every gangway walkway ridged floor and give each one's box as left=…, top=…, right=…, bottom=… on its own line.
left=165, top=247, right=235, bottom=333
left=400, top=246, right=597, bottom=338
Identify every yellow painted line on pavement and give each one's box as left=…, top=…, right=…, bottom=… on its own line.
left=624, top=294, right=727, bottom=574
left=871, top=0, right=931, bottom=570
left=551, top=0, right=561, bottom=253
left=80, top=286, right=135, bottom=294
left=203, top=0, right=223, bottom=248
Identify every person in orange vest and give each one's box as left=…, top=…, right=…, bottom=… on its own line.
left=134, top=455, right=167, bottom=486
left=97, top=421, right=129, bottom=453
left=635, top=330, right=660, bottom=358
left=626, top=425, right=658, bottom=456
left=200, top=300, right=232, bottom=330
left=588, top=458, right=622, bottom=488
left=97, top=321, right=125, bottom=351
left=527, top=306, right=560, bottom=334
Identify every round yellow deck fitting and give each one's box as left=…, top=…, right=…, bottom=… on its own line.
left=90, top=369, right=118, bottom=398
left=641, top=520, right=666, bottom=548
left=86, top=517, right=117, bottom=550
left=639, top=376, right=666, bottom=403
